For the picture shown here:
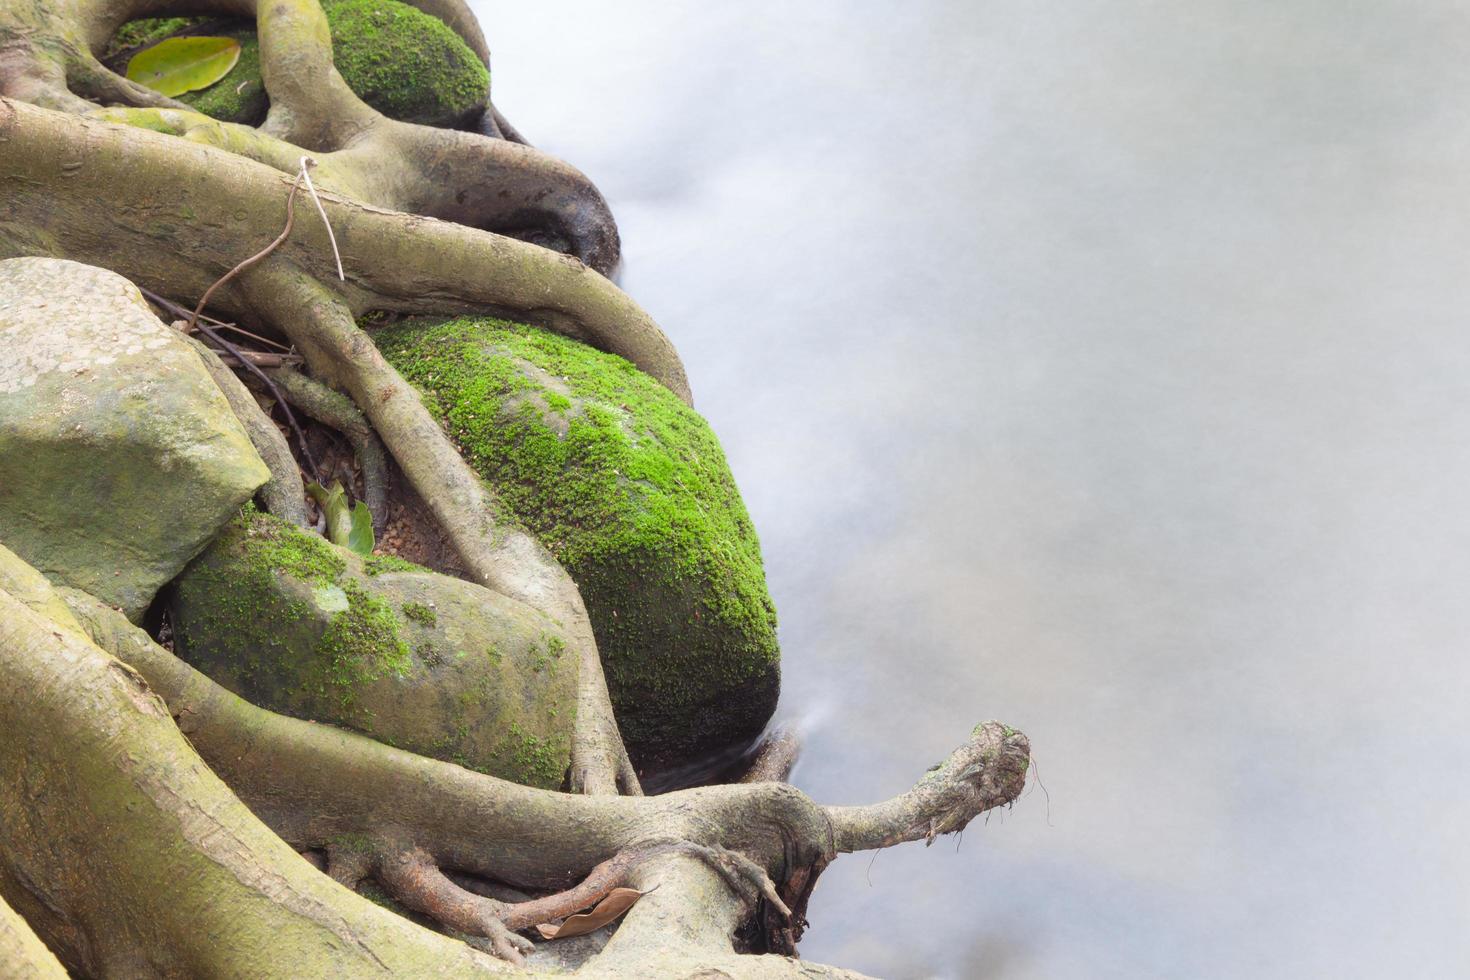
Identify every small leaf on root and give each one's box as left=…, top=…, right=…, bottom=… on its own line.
left=535, top=887, right=644, bottom=940
left=346, top=500, right=375, bottom=556
left=126, top=37, right=241, bottom=97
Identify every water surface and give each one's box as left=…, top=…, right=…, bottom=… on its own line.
left=474, top=3, right=1470, bottom=976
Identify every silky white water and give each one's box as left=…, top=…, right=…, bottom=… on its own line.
left=472, top=3, right=1470, bottom=976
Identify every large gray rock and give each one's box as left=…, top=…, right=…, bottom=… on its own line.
left=0, top=257, right=268, bottom=619
left=170, top=508, right=578, bottom=789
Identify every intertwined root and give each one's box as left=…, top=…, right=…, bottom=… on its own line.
left=54, top=583, right=1027, bottom=965
left=0, top=0, right=1034, bottom=969
left=1, top=0, right=621, bottom=272
left=0, top=0, right=695, bottom=794
left=324, top=836, right=800, bottom=965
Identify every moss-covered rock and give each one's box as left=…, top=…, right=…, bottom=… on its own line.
left=372, top=316, right=781, bottom=772
left=0, top=258, right=268, bottom=621
left=109, top=0, right=488, bottom=128
left=170, top=508, right=576, bottom=788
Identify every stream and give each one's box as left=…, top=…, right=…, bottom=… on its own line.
left=474, top=2, right=1470, bottom=976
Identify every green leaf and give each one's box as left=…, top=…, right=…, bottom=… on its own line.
left=125, top=36, right=241, bottom=98
left=306, top=482, right=352, bottom=550
left=346, top=501, right=376, bottom=557
left=307, top=482, right=376, bottom=556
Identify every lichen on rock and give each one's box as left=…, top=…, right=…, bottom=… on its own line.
left=170, top=507, right=577, bottom=788
left=372, top=315, right=781, bottom=773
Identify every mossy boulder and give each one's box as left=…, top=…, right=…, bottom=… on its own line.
left=372, top=316, right=781, bottom=772
left=0, top=258, right=268, bottom=621
left=169, top=508, right=577, bottom=789
left=109, top=0, right=489, bottom=128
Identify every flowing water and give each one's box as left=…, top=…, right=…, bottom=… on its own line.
left=472, top=3, right=1470, bottom=976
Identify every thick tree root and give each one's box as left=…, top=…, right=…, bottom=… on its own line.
left=0, top=98, right=690, bottom=401
left=0, top=581, right=505, bottom=977
left=38, top=571, right=1027, bottom=968
left=0, top=93, right=692, bottom=401
left=0, top=0, right=621, bottom=272
left=241, top=270, right=639, bottom=794
left=0, top=92, right=685, bottom=794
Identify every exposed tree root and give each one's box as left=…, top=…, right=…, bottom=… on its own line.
left=0, top=97, right=690, bottom=399
left=0, top=581, right=505, bottom=978
left=239, top=269, right=639, bottom=793
left=39, top=573, right=1027, bottom=968
left=0, top=0, right=618, bottom=271
left=739, top=725, right=804, bottom=783
left=268, top=365, right=390, bottom=534
left=187, top=336, right=313, bottom=527
left=0, top=24, right=684, bottom=795
left=0, top=0, right=1034, bottom=970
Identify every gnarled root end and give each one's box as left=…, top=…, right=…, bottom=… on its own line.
left=825, top=721, right=1031, bottom=854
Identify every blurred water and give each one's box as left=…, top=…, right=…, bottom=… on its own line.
left=472, top=2, right=1470, bottom=977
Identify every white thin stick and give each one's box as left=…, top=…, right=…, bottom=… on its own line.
left=299, top=156, right=345, bottom=281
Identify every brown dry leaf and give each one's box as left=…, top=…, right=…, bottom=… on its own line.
left=535, top=887, right=645, bottom=940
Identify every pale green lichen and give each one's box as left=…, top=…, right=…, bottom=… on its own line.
left=372, top=316, right=781, bottom=768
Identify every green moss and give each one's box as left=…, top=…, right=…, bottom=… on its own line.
left=503, top=723, right=568, bottom=788
left=175, top=508, right=409, bottom=715
left=400, top=600, right=437, bottom=627
left=364, top=553, right=424, bottom=576
left=313, top=579, right=413, bottom=709
left=372, top=317, right=781, bottom=768
left=181, top=27, right=266, bottom=125
left=321, top=0, right=488, bottom=126
left=108, top=17, right=193, bottom=52
left=108, top=0, right=487, bottom=127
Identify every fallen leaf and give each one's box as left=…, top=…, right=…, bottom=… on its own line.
left=126, top=37, right=241, bottom=98
left=346, top=499, right=375, bottom=556
left=535, top=887, right=644, bottom=940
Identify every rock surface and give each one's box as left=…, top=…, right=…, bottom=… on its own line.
left=373, top=315, right=781, bottom=774
left=0, top=257, right=268, bottom=620
left=170, top=508, right=577, bottom=788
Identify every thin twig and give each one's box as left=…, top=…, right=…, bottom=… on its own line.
left=299, top=156, right=345, bottom=281
left=192, top=320, right=322, bottom=484
left=182, top=173, right=322, bottom=484
left=139, top=286, right=291, bottom=351
left=206, top=349, right=302, bottom=368
left=187, top=171, right=305, bottom=333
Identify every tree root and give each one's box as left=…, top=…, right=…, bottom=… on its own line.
left=186, top=337, right=312, bottom=527
left=240, top=269, right=639, bottom=794
left=268, top=365, right=390, bottom=534
left=0, top=578, right=505, bottom=977
left=0, top=90, right=676, bottom=797
left=39, top=572, right=1027, bottom=967
left=738, top=725, right=803, bottom=783
left=0, top=0, right=1034, bottom=969
left=0, top=97, right=691, bottom=401
left=1, top=0, right=619, bottom=271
